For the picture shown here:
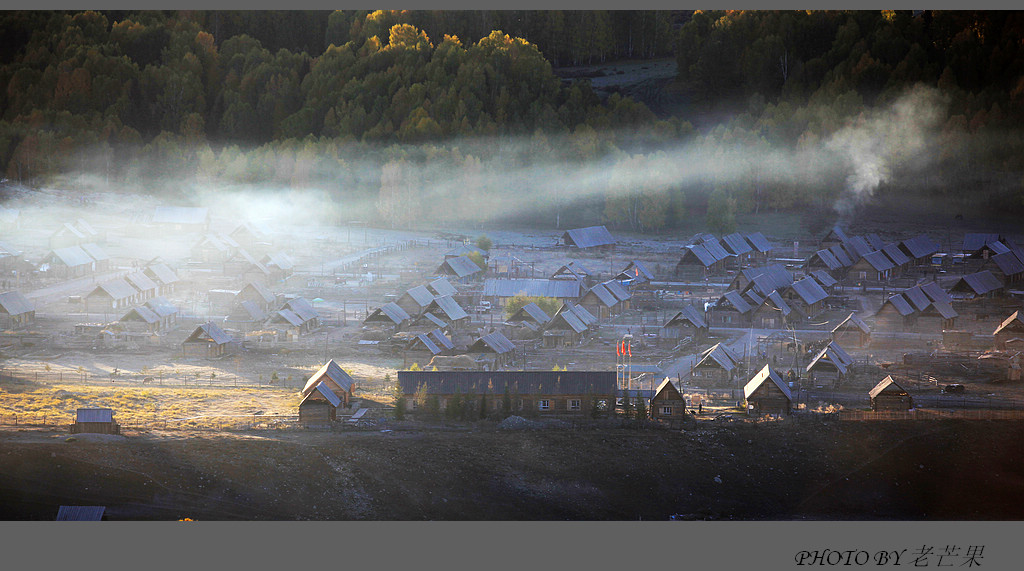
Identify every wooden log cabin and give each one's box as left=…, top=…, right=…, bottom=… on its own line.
left=869, top=376, right=913, bottom=411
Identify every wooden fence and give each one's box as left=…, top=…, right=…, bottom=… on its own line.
left=839, top=408, right=1024, bottom=421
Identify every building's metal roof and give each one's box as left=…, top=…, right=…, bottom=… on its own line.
left=262, top=251, right=295, bottom=271
left=787, top=277, right=829, bottom=305
left=695, top=342, right=739, bottom=371
left=417, top=312, right=448, bottom=328
left=680, top=243, right=718, bottom=267
left=745, top=289, right=765, bottom=307
left=508, top=302, right=552, bottom=325
left=440, top=255, right=483, bottom=278
left=227, top=300, right=267, bottom=322
left=810, top=270, right=838, bottom=288
left=828, top=244, right=853, bottom=267
left=56, top=506, right=105, bottom=521
left=664, top=304, right=707, bottom=329
left=91, top=279, right=138, bottom=301
left=364, top=302, right=411, bottom=325
left=721, top=233, right=753, bottom=256
left=483, top=278, right=581, bottom=299
left=823, top=226, right=849, bottom=243
left=806, top=341, right=854, bottom=375
left=954, top=271, right=1004, bottom=296
left=469, top=331, right=516, bottom=354
left=881, top=243, right=910, bottom=266
left=300, top=382, right=342, bottom=408
left=620, top=260, right=655, bottom=281
left=763, top=291, right=792, bottom=316
left=992, top=251, right=1024, bottom=276
left=271, top=309, right=304, bottom=327
left=398, top=370, right=617, bottom=395
left=699, top=236, right=734, bottom=262
left=925, top=300, right=958, bottom=320
left=902, top=285, right=932, bottom=312
left=994, top=311, right=1024, bottom=335
left=120, top=306, right=160, bottom=324
left=145, top=296, right=178, bottom=317
left=301, top=359, right=355, bottom=396
left=230, top=248, right=270, bottom=275
left=844, top=236, right=874, bottom=259
left=745, top=232, right=773, bottom=253
left=833, top=312, right=870, bottom=335
left=562, top=302, right=598, bottom=326
left=426, top=295, right=468, bottom=321
left=881, top=294, right=915, bottom=316
left=184, top=321, right=232, bottom=345
left=76, top=408, right=114, bottom=423
left=428, top=277, right=458, bottom=297
left=584, top=283, right=619, bottom=308
left=865, top=233, right=884, bottom=250
left=402, top=285, right=435, bottom=309
left=430, top=328, right=455, bottom=350
left=744, top=365, right=792, bottom=400
left=861, top=250, right=895, bottom=272
left=125, top=271, right=158, bottom=292
left=80, top=243, right=109, bottom=262
left=48, top=245, right=93, bottom=267
left=868, top=375, right=909, bottom=399
left=153, top=206, right=209, bottom=225
left=962, top=233, right=1002, bottom=252
left=195, top=233, right=236, bottom=253
left=238, top=282, right=275, bottom=306
left=146, top=263, right=179, bottom=285
left=409, top=333, right=442, bottom=355
left=920, top=281, right=952, bottom=305
left=900, top=234, right=941, bottom=259
left=283, top=298, right=318, bottom=322
left=0, top=240, right=22, bottom=256
left=0, top=291, right=34, bottom=315
left=561, top=226, right=615, bottom=249
left=810, top=249, right=843, bottom=271
left=718, top=290, right=752, bottom=314
left=602, top=279, right=631, bottom=302
left=54, top=222, right=85, bottom=239
left=548, top=307, right=587, bottom=333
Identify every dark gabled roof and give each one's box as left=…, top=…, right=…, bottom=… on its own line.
left=552, top=260, right=594, bottom=280
left=0, top=291, right=33, bottom=315
left=402, top=285, right=435, bottom=309
left=90, top=279, right=138, bottom=301
left=184, top=321, right=232, bottom=345
left=718, top=290, right=752, bottom=314
left=583, top=283, right=620, bottom=308
left=125, top=271, right=158, bottom=292
left=699, top=236, right=734, bottom=262
left=962, top=233, right=1001, bottom=252
left=562, top=302, right=598, bottom=327
left=468, top=332, right=516, bottom=354
left=923, top=300, right=958, bottom=320
left=301, top=360, right=355, bottom=396
left=900, top=234, right=941, bottom=259
left=398, top=370, right=617, bottom=396
left=810, top=269, right=838, bottom=288
left=880, top=294, right=915, bottom=316
left=602, top=280, right=631, bottom=302
left=416, top=312, right=448, bottom=329
left=694, top=342, right=739, bottom=371
left=810, top=249, right=843, bottom=271
left=952, top=271, right=1004, bottom=296
left=860, top=250, right=895, bottom=272
left=995, top=311, right=1024, bottom=335
left=425, top=295, right=468, bottom=321
left=920, top=281, right=952, bottom=305
left=300, top=382, right=342, bottom=408
left=742, top=264, right=793, bottom=290
left=561, top=226, right=615, bottom=248
left=239, top=282, right=275, bottom=305
left=408, top=332, right=442, bottom=355
left=428, top=278, right=458, bottom=297
left=833, top=312, right=870, bottom=335
left=146, top=263, right=179, bottom=285
left=270, top=309, right=305, bottom=327
left=283, top=298, right=318, bottom=322
left=869, top=375, right=909, bottom=399
left=429, top=328, right=455, bottom=351
left=439, top=255, right=483, bottom=278
left=823, top=226, right=849, bottom=243
left=828, top=244, right=853, bottom=267
left=786, top=276, right=829, bottom=305
left=145, top=296, right=178, bottom=317
left=992, top=251, right=1024, bottom=276
left=881, top=243, right=911, bottom=266
left=745, top=289, right=765, bottom=307
left=653, top=378, right=683, bottom=401
left=865, top=233, right=884, bottom=250
left=549, top=308, right=587, bottom=333
left=508, top=302, right=552, bottom=325
left=844, top=236, right=874, bottom=259
left=745, top=232, right=773, bottom=254
left=619, top=260, right=655, bottom=281
left=763, top=291, right=792, bottom=316
left=744, top=365, right=791, bottom=400
left=806, top=342, right=854, bottom=375
left=76, top=408, right=114, bottom=423
left=120, top=306, right=159, bottom=324
left=364, top=302, right=411, bottom=325
left=679, top=243, right=718, bottom=267
left=56, top=506, right=106, bottom=521
left=664, top=304, right=707, bottom=330
left=483, top=278, right=581, bottom=299
left=227, top=300, right=267, bottom=322
left=902, top=286, right=932, bottom=312
left=721, top=233, right=753, bottom=256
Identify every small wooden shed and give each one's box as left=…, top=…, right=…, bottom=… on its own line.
left=832, top=312, right=870, bottom=348
left=993, top=311, right=1024, bottom=350
left=70, top=408, right=120, bottom=435
left=300, top=359, right=356, bottom=408
left=869, top=376, right=913, bottom=411
left=298, top=382, right=342, bottom=424
left=182, top=322, right=232, bottom=358
left=650, top=378, right=688, bottom=425
left=743, top=365, right=792, bottom=416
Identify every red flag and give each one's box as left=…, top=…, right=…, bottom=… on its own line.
left=628, top=342, right=631, bottom=357
left=616, top=341, right=620, bottom=356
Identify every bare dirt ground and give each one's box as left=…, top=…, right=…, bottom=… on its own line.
left=4, top=419, right=1024, bottom=521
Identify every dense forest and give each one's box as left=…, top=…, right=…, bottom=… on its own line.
left=1, top=10, right=1023, bottom=230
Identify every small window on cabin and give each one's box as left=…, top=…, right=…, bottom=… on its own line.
left=568, top=399, right=581, bottom=411
left=662, top=406, right=673, bottom=415
left=538, top=399, right=550, bottom=411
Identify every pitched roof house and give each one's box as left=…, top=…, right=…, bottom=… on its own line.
left=743, top=364, right=792, bottom=416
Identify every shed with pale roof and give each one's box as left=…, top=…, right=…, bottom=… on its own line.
left=560, top=226, right=615, bottom=249
left=869, top=376, right=913, bottom=411
left=182, top=322, right=233, bottom=358
left=0, top=291, right=34, bottom=329
left=743, top=365, right=792, bottom=416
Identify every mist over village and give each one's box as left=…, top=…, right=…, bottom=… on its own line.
left=3, top=10, right=1024, bottom=526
